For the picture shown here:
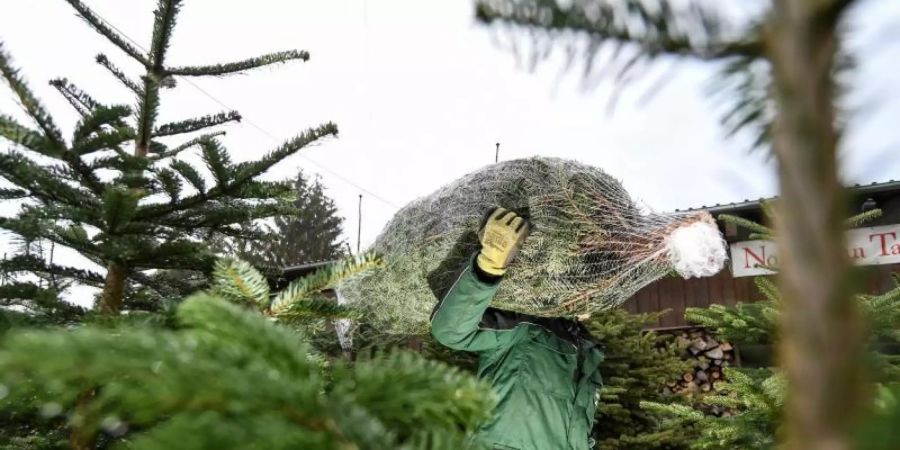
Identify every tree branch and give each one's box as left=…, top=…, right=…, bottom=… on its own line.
left=95, top=54, right=143, bottom=94
left=64, top=0, right=151, bottom=66
left=475, top=0, right=763, bottom=60
left=149, top=0, right=182, bottom=73
left=136, top=123, right=338, bottom=222
left=152, top=111, right=241, bottom=137
left=149, top=131, right=226, bottom=161
left=0, top=44, right=67, bottom=149
left=166, top=50, right=310, bottom=77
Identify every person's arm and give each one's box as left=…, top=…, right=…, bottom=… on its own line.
left=430, top=207, right=529, bottom=353
left=430, top=258, right=504, bottom=352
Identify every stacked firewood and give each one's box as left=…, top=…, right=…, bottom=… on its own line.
left=662, top=328, right=735, bottom=401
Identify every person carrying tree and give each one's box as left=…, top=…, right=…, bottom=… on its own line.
left=431, top=207, right=604, bottom=450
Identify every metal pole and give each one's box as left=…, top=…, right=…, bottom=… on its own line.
left=357, top=194, right=363, bottom=254
left=495, top=142, right=500, bottom=163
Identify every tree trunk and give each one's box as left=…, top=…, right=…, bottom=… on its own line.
left=766, top=1, right=865, bottom=449
left=69, top=389, right=96, bottom=450
left=99, top=262, right=127, bottom=314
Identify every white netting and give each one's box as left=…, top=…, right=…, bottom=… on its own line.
left=339, top=157, right=727, bottom=334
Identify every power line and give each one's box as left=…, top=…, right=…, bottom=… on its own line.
left=91, top=9, right=404, bottom=211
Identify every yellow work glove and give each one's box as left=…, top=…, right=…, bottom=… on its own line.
left=476, top=207, right=530, bottom=277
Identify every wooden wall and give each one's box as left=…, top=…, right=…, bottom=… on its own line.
left=623, top=264, right=900, bottom=329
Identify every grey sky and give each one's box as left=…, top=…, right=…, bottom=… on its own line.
left=2, top=0, right=899, bottom=303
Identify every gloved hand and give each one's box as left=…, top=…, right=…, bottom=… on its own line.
left=476, top=207, right=529, bottom=277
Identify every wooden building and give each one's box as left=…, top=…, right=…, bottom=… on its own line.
left=624, top=180, right=900, bottom=329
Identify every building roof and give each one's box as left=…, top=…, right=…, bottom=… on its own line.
left=674, top=179, right=900, bottom=215
left=271, top=260, right=337, bottom=288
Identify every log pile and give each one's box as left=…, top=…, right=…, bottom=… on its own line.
left=661, top=328, right=736, bottom=415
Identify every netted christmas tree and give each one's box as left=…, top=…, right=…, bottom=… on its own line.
left=340, top=157, right=727, bottom=334
left=0, top=0, right=337, bottom=316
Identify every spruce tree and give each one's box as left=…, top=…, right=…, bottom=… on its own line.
left=212, top=170, right=346, bottom=268
left=269, top=171, right=345, bottom=265
left=0, top=0, right=338, bottom=315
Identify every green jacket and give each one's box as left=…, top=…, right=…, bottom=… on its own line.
left=430, top=259, right=604, bottom=450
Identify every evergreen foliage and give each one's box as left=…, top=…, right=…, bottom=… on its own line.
left=583, top=308, right=692, bottom=449
left=212, top=254, right=381, bottom=334
left=646, top=210, right=900, bottom=450
left=0, top=294, right=496, bottom=449
left=212, top=171, right=346, bottom=269
left=0, top=0, right=338, bottom=315
left=642, top=368, right=784, bottom=450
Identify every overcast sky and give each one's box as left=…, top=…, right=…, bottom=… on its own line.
left=2, top=0, right=900, bottom=303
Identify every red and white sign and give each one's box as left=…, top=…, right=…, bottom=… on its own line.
left=730, top=223, right=900, bottom=277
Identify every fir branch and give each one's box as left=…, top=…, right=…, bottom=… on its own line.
left=0, top=43, right=66, bottom=149
left=128, top=240, right=214, bottom=271
left=149, top=0, right=183, bottom=72
left=48, top=78, right=100, bottom=116
left=0, top=188, right=28, bottom=199
left=230, top=179, right=295, bottom=201
left=718, top=213, right=772, bottom=239
left=847, top=208, right=883, bottom=228
left=169, top=160, right=206, bottom=193
left=149, top=131, right=226, bottom=161
left=155, top=168, right=182, bottom=202
left=0, top=152, right=94, bottom=207
left=148, top=140, right=169, bottom=155
left=0, top=253, right=105, bottom=286
left=0, top=114, right=49, bottom=154
left=0, top=281, right=86, bottom=324
left=64, top=0, right=151, bottom=66
left=95, top=54, right=142, bottom=94
left=474, top=0, right=762, bottom=60
left=135, top=76, right=161, bottom=157
left=333, top=349, right=497, bottom=443
left=270, top=253, right=382, bottom=319
left=72, top=105, right=133, bottom=143
left=275, top=295, right=354, bottom=324
left=153, top=201, right=296, bottom=231
left=212, top=258, right=271, bottom=309
left=74, top=127, right=136, bottom=156
left=137, top=123, right=338, bottom=222
left=233, top=123, right=338, bottom=185
left=102, top=187, right=144, bottom=232
left=199, top=139, right=233, bottom=184
left=153, top=111, right=241, bottom=137
left=0, top=294, right=494, bottom=447
left=166, top=50, right=311, bottom=77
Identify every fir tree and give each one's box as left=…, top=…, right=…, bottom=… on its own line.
left=213, top=170, right=346, bottom=268
left=268, top=171, right=345, bottom=265
left=0, top=294, right=496, bottom=450
left=0, top=0, right=338, bottom=315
